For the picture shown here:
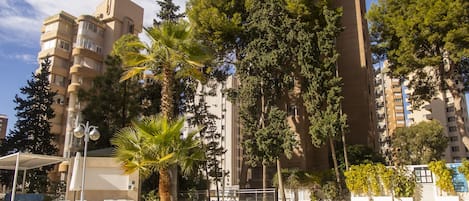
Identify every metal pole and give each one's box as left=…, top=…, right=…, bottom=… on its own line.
left=80, top=121, right=90, bottom=201
left=11, top=153, right=20, bottom=201
left=22, top=170, right=26, bottom=193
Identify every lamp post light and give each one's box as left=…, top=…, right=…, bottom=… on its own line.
left=74, top=121, right=100, bottom=201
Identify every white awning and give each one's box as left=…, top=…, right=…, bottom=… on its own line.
left=0, top=152, right=65, bottom=170
left=0, top=152, right=66, bottom=201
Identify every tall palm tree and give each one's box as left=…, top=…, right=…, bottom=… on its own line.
left=111, top=115, right=204, bottom=201
left=114, top=20, right=213, bottom=119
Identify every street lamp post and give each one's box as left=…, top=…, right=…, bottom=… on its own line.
left=74, top=121, right=100, bottom=201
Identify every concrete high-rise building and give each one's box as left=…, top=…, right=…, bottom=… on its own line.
left=404, top=67, right=469, bottom=163
left=375, top=62, right=469, bottom=163
left=374, top=62, right=406, bottom=163
left=202, top=0, right=377, bottom=189
left=334, top=0, right=376, bottom=149
left=0, top=114, right=7, bottom=139
left=37, top=0, right=143, bottom=158
left=189, top=76, right=242, bottom=190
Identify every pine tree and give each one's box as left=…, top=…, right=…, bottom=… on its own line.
left=368, top=0, right=469, bottom=149
left=78, top=56, right=160, bottom=150
left=153, top=0, right=185, bottom=25
left=4, top=56, right=58, bottom=192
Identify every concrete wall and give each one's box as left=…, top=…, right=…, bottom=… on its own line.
left=66, top=156, right=139, bottom=201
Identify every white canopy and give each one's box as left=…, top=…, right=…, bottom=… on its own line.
left=0, top=152, right=64, bottom=170
left=0, top=152, right=65, bottom=201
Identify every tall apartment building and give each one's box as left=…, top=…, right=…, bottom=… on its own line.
left=190, top=76, right=242, bottom=190
left=0, top=114, right=7, bottom=139
left=374, top=62, right=406, bottom=163
left=37, top=0, right=143, bottom=157
left=334, top=0, right=376, bottom=148
left=214, top=0, right=377, bottom=188
left=404, top=69, right=469, bottom=162
left=376, top=63, right=469, bottom=163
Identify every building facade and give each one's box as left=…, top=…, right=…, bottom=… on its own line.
left=376, top=63, right=469, bottom=163
left=374, top=61, right=406, bottom=163
left=404, top=67, right=469, bottom=162
left=0, top=114, right=7, bottom=139
left=204, top=0, right=377, bottom=189
left=37, top=0, right=143, bottom=158
left=334, top=0, right=377, bottom=149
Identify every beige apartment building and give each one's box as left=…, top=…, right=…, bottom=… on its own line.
left=404, top=68, right=469, bottom=162
left=0, top=114, right=7, bottom=139
left=37, top=0, right=143, bottom=158
left=334, top=0, right=377, bottom=150
left=376, top=62, right=469, bottom=164
left=200, top=0, right=377, bottom=188
left=374, top=62, right=406, bottom=163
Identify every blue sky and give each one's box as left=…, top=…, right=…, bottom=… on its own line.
left=0, top=0, right=376, bottom=133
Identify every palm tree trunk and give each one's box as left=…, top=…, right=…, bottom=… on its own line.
left=159, top=168, right=171, bottom=201
left=277, top=159, right=286, bottom=201
left=162, top=65, right=174, bottom=120
left=162, top=64, right=177, bottom=201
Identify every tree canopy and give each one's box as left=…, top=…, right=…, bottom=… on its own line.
left=111, top=115, right=204, bottom=201
left=1, top=57, right=58, bottom=193
left=392, top=120, right=448, bottom=165
left=368, top=0, right=469, bottom=149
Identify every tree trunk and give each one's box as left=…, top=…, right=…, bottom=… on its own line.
left=262, top=164, right=268, bottom=201
left=162, top=65, right=174, bottom=120
left=329, top=137, right=341, bottom=185
left=162, top=64, right=177, bottom=201
left=159, top=168, right=171, bottom=201
left=277, top=159, right=286, bottom=201
left=341, top=131, right=349, bottom=170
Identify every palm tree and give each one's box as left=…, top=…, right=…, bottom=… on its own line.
left=111, top=115, right=204, bottom=201
left=114, top=20, right=213, bottom=119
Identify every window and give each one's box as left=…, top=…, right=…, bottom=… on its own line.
left=414, top=167, right=433, bottom=183
left=447, top=107, right=455, bottom=112
left=449, top=136, right=458, bottom=142
left=86, top=22, right=98, bottom=32
left=42, top=39, right=56, bottom=50
left=54, top=75, right=65, bottom=86
left=58, top=40, right=70, bottom=51
left=76, top=37, right=102, bottom=54
left=449, top=126, right=457, bottom=132
left=128, top=23, right=135, bottom=34
left=451, top=146, right=460, bottom=152
left=394, top=98, right=402, bottom=103
left=54, top=95, right=65, bottom=105
left=448, top=116, right=456, bottom=122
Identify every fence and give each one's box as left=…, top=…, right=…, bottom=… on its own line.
left=178, top=188, right=277, bottom=201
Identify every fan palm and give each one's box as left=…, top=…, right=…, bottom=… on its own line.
left=113, top=20, right=213, bottom=119
left=111, top=115, right=204, bottom=201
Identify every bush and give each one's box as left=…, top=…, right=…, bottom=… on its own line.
left=344, top=164, right=416, bottom=197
